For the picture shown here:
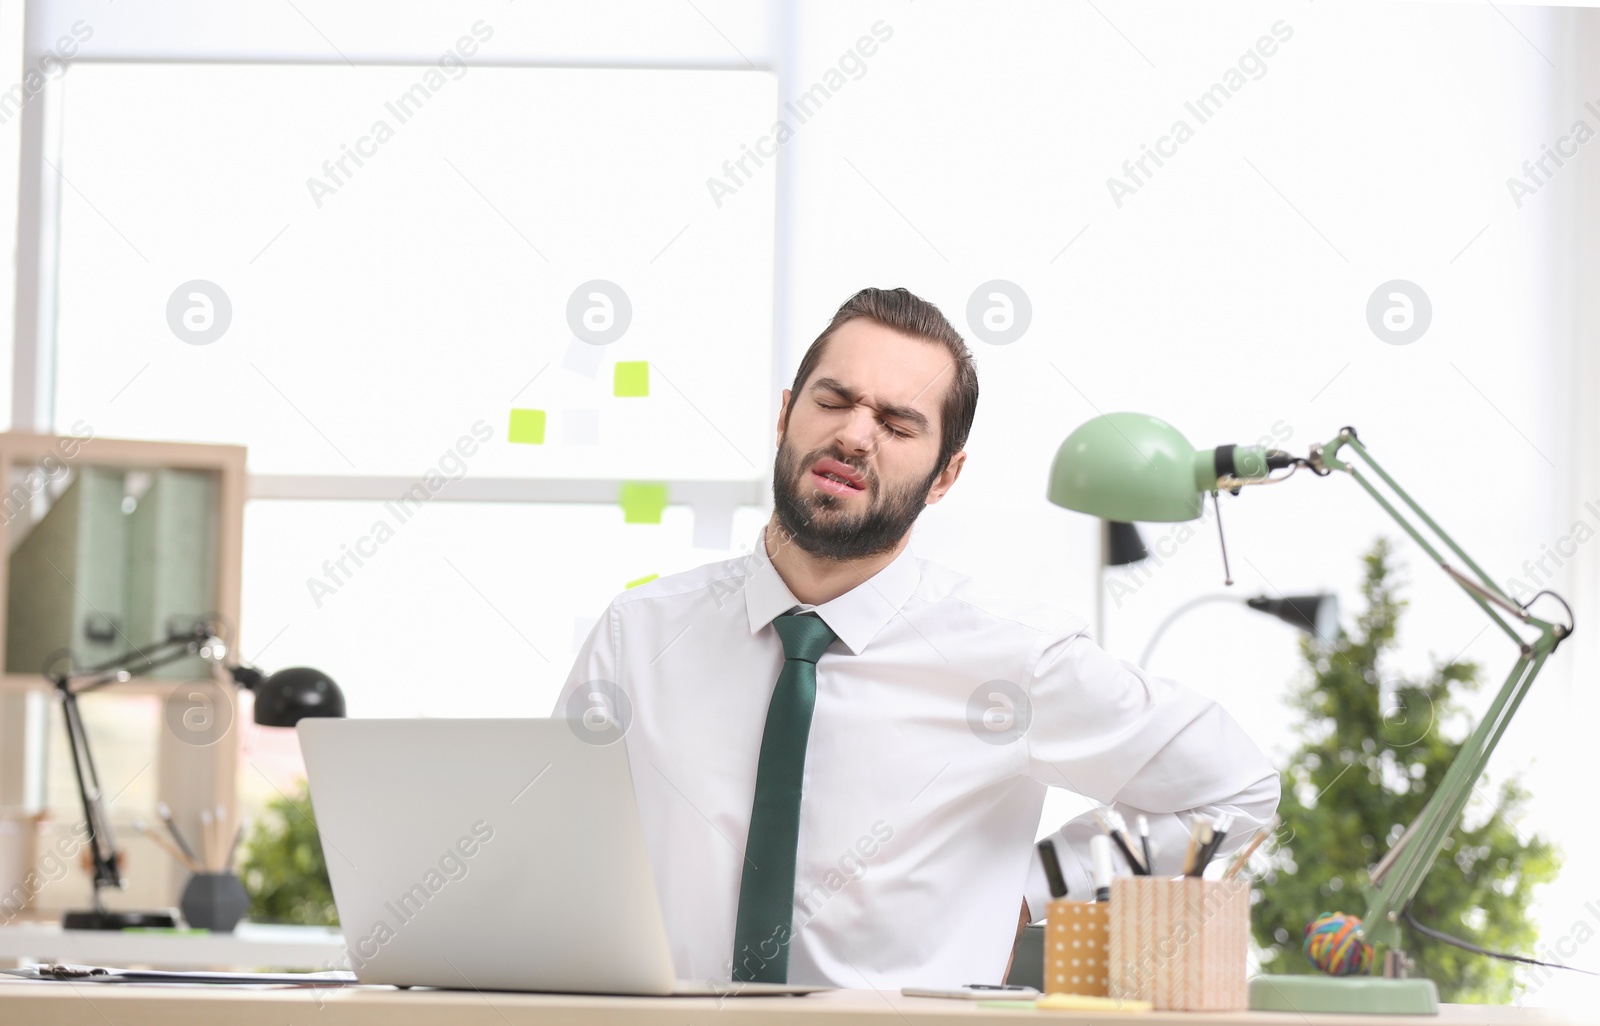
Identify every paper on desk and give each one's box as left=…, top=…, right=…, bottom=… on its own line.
left=1, top=964, right=359, bottom=985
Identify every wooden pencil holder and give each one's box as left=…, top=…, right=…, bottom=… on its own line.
left=1044, top=899, right=1110, bottom=996
left=1107, top=876, right=1249, bottom=1011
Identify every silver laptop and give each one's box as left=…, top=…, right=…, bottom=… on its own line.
left=297, top=717, right=822, bottom=996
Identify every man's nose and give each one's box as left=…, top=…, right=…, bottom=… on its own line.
left=834, top=405, right=881, bottom=456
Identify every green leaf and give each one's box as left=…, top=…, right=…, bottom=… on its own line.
left=238, top=779, right=338, bottom=927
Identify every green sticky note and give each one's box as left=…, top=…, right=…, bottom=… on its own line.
left=508, top=409, right=546, bottom=444
left=619, top=482, right=668, bottom=524
left=625, top=573, right=659, bottom=590
left=613, top=361, right=649, bottom=397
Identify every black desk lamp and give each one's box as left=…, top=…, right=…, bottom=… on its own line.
left=1094, top=520, right=1151, bottom=648
left=1139, top=591, right=1340, bottom=667
left=48, top=620, right=344, bottom=930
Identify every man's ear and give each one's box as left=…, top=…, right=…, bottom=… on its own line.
left=924, top=450, right=966, bottom=506
left=776, top=388, right=792, bottom=447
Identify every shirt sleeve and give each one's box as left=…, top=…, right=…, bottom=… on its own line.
left=1020, top=624, right=1280, bottom=919
left=554, top=602, right=620, bottom=716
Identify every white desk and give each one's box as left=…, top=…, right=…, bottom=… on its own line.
left=0, top=982, right=1583, bottom=1026
left=0, top=921, right=345, bottom=969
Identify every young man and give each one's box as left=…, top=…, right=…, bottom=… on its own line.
left=560, top=287, right=1278, bottom=989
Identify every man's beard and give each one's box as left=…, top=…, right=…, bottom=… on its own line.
left=770, top=433, right=941, bottom=562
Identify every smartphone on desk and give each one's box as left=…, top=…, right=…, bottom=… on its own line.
left=901, top=984, right=1040, bottom=999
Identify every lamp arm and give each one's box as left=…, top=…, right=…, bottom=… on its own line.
left=55, top=682, right=120, bottom=899
left=1315, top=430, right=1566, bottom=641
left=50, top=622, right=230, bottom=907
left=1139, top=594, right=1243, bottom=668
left=1314, top=429, right=1569, bottom=956
left=68, top=624, right=221, bottom=695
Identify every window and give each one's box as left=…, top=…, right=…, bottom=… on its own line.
left=52, top=63, right=777, bottom=480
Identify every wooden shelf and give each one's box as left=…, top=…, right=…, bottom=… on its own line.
left=0, top=431, right=247, bottom=909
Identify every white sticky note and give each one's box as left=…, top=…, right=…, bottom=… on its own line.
left=562, top=337, right=604, bottom=378
left=692, top=504, right=735, bottom=550
left=564, top=409, right=600, bottom=445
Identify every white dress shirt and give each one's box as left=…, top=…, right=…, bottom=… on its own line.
left=558, top=524, right=1279, bottom=989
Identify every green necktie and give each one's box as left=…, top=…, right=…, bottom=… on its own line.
left=731, top=611, right=838, bottom=983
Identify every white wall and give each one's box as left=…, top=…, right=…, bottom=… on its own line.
left=778, top=0, right=1595, bottom=999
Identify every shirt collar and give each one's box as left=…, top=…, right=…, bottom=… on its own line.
left=742, top=523, right=921, bottom=656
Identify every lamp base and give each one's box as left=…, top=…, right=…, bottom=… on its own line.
left=1249, top=974, right=1439, bottom=1015
left=62, top=909, right=178, bottom=931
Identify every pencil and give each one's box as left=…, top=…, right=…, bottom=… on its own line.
left=1137, top=815, right=1155, bottom=876
left=134, top=819, right=202, bottom=873
left=200, top=808, right=216, bottom=871
left=157, top=802, right=200, bottom=865
left=216, top=804, right=231, bottom=872
left=1222, top=818, right=1277, bottom=880
left=1182, top=818, right=1212, bottom=877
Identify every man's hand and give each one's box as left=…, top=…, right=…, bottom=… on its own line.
left=1003, top=899, right=1031, bottom=982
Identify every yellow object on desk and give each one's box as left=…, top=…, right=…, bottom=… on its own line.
left=1035, top=993, right=1153, bottom=1012
left=974, top=994, right=1153, bottom=1013
left=1044, top=898, right=1109, bottom=996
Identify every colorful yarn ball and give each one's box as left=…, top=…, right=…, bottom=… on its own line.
left=1303, top=911, right=1374, bottom=976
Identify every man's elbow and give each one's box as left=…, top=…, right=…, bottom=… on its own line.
left=1232, top=770, right=1281, bottom=836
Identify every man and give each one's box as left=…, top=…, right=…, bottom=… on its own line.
left=559, top=287, right=1279, bottom=989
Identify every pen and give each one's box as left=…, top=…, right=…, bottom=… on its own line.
left=1090, top=834, right=1114, bottom=901
left=157, top=802, right=200, bottom=866
left=1137, top=815, right=1154, bottom=876
left=1197, top=813, right=1233, bottom=873
left=200, top=808, right=216, bottom=871
left=216, top=803, right=231, bottom=871
left=225, top=819, right=246, bottom=874
left=1185, top=821, right=1213, bottom=877
left=1094, top=809, right=1147, bottom=876
left=1037, top=840, right=1069, bottom=899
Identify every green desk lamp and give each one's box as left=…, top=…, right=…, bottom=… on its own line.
left=1047, top=413, right=1572, bottom=1015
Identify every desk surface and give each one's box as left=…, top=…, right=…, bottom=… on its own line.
left=0, top=982, right=1582, bottom=1026
left=0, top=921, right=345, bottom=969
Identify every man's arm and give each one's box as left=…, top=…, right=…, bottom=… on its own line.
left=1020, top=625, right=1280, bottom=919
left=557, top=603, right=620, bottom=715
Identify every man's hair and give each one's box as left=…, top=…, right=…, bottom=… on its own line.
left=787, top=287, right=978, bottom=474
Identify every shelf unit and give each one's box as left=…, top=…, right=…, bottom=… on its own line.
left=0, top=431, right=246, bottom=909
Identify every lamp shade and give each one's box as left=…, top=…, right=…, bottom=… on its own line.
left=247, top=667, right=346, bottom=727
left=1246, top=594, right=1341, bottom=644
left=1048, top=413, right=1209, bottom=523
left=1103, top=520, right=1149, bottom=566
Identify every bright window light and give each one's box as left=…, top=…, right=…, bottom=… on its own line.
left=51, top=62, right=777, bottom=480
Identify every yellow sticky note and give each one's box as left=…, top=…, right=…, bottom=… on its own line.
left=508, top=409, right=546, bottom=444
left=613, top=361, right=649, bottom=397
left=1032, top=994, right=1152, bottom=1013
left=625, top=573, right=659, bottom=590
left=619, top=482, right=668, bottom=524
